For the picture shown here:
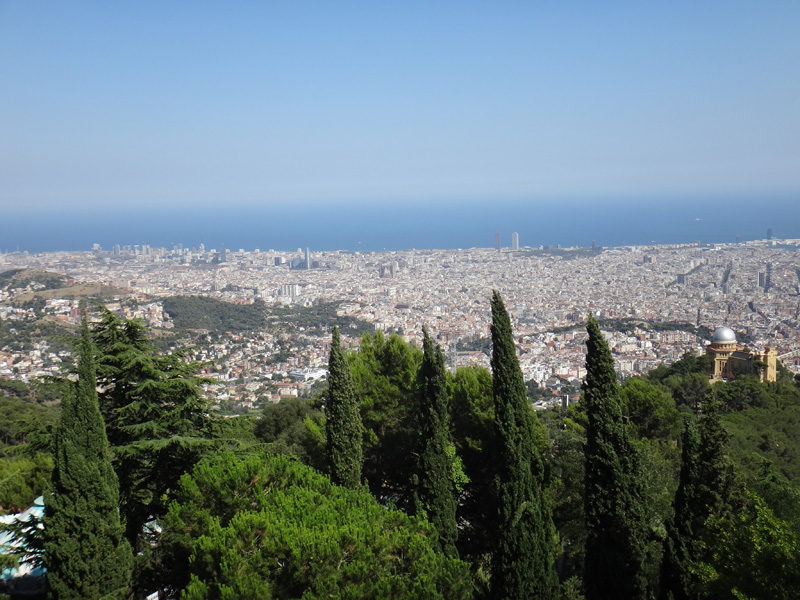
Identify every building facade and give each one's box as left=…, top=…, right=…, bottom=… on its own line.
left=706, top=326, right=777, bottom=382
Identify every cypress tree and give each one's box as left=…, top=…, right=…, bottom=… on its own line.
left=583, top=314, right=648, bottom=600
left=695, top=394, right=738, bottom=520
left=660, top=395, right=738, bottom=600
left=490, top=291, right=558, bottom=600
left=43, top=314, right=132, bottom=599
left=413, top=327, right=459, bottom=557
left=660, top=415, right=701, bottom=600
left=325, top=326, right=363, bottom=488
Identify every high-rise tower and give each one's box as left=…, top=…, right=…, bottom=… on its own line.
left=305, top=247, right=311, bottom=269
left=494, top=232, right=501, bottom=251
left=511, top=232, right=519, bottom=250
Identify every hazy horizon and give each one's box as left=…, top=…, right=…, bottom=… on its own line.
left=3, top=194, right=797, bottom=255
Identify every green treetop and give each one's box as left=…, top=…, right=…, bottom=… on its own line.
left=161, top=453, right=474, bottom=599
left=583, top=314, right=648, bottom=600
left=92, top=307, right=216, bottom=575
left=43, top=314, right=132, bottom=600
left=325, top=326, right=363, bottom=488
left=489, top=291, right=558, bottom=600
left=347, top=330, right=422, bottom=506
left=413, top=327, right=459, bottom=557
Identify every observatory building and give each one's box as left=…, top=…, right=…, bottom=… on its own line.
left=706, top=326, right=776, bottom=382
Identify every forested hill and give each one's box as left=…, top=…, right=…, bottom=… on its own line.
left=264, top=301, right=373, bottom=336
left=162, top=295, right=267, bottom=332
left=162, top=295, right=372, bottom=336
left=0, top=269, right=66, bottom=292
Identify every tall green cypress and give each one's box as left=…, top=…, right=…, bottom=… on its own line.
left=660, top=415, right=701, bottom=600
left=43, top=314, right=132, bottom=599
left=413, top=327, right=459, bottom=557
left=490, top=291, right=558, bottom=600
left=325, top=326, right=363, bottom=489
left=695, top=394, right=738, bottom=520
left=660, top=394, right=739, bottom=600
left=583, top=314, right=648, bottom=600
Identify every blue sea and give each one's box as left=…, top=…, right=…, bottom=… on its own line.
left=3, top=194, right=799, bottom=254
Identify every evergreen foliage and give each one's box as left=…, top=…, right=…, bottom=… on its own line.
left=448, top=365, right=497, bottom=563
left=660, top=415, right=702, bottom=600
left=264, top=300, right=374, bottom=335
left=413, top=328, right=459, bottom=557
left=161, top=453, right=474, bottom=599
left=697, top=491, right=800, bottom=599
left=619, top=377, right=681, bottom=442
left=489, top=291, right=558, bottom=599
left=0, top=453, right=52, bottom=513
left=348, top=330, right=422, bottom=506
left=548, top=408, right=588, bottom=581
left=8, top=300, right=800, bottom=597
left=583, top=314, right=648, bottom=600
left=695, top=395, right=739, bottom=523
left=42, top=315, right=132, bottom=599
left=647, top=352, right=712, bottom=411
left=92, top=309, right=216, bottom=553
left=325, top=326, right=363, bottom=488
left=659, top=396, right=741, bottom=599
left=161, top=295, right=266, bottom=332
left=0, top=394, right=59, bottom=456
left=723, top=403, right=800, bottom=483
left=0, top=391, right=58, bottom=512
left=0, top=268, right=65, bottom=291
left=255, top=397, right=326, bottom=468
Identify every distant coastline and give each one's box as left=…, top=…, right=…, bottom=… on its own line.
left=3, top=194, right=799, bottom=254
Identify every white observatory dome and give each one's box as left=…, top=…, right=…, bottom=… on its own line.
left=712, top=326, right=737, bottom=344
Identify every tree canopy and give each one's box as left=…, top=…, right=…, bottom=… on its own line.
left=161, top=452, right=474, bottom=599
left=42, top=316, right=132, bottom=599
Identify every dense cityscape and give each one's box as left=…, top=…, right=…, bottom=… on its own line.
left=2, top=235, right=799, bottom=411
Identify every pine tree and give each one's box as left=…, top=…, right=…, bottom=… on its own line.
left=43, top=314, right=132, bottom=599
left=413, top=327, right=459, bottom=557
left=325, top=326, right=363, bottom=488
left=92, top=308, right=215, bottom=552
left=489, top=291, right=558, bottom=600
left=583, top=314, right=648, bottom=600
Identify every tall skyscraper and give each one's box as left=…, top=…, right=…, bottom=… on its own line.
left=305, top=247, right=311, bottom=269
left=494, top=232, right=501, bottom=250
left=767, top=228, right=774, bottom=240
left=511, top=232, right=519, bottom=250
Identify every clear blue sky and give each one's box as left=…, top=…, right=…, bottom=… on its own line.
left=1, top=1, right=798, bottom=211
